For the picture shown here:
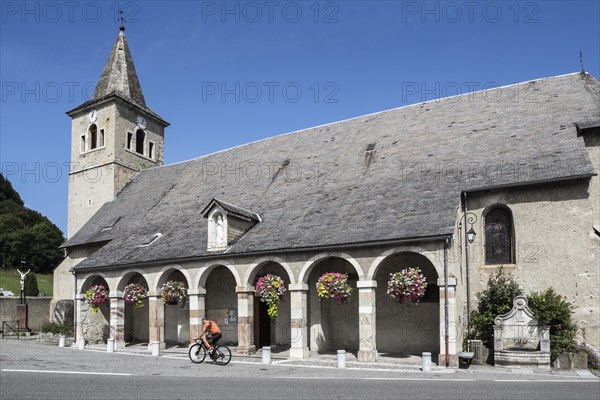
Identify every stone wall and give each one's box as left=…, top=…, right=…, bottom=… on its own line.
left=0, top=297, right=52, bottom=332
left=465, top=179, right=600, bottom=348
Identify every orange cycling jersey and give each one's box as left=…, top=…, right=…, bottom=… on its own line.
left=202, top=320, right=221, bottom=334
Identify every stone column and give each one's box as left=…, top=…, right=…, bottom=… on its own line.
left=148, top=294, right=165, bottom=351
left=188, top=288, right=206, bottom=342
left=75, top=295, right=85, bottom=347
left=439, top=277, right=458, bottom=367
left=357, top=280, right=378, bottom=362
left=109, top=291, right=125, bottom=349
left=236, top=286, right=256, bottom=355
left=289, top=283, right=310, bottom=359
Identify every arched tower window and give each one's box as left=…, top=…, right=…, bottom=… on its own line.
left=484, top=205, right=514, bottom=264
left=135, top=129, right=145, bottom=155
left=89, top=124, right=98, bottom=150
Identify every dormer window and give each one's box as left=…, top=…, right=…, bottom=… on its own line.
left=139, top=232, right=162, bottom=247
left=207, top=211, right=227, bottom=250
left=201, top=198, right=260, bottom=252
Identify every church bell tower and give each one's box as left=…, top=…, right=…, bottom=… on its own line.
left=65, top=26, right=169, bottom=238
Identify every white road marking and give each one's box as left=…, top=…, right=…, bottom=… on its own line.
left=1, top=369, right=131, bottom=376
left=494, top=379, right=599, bottom=383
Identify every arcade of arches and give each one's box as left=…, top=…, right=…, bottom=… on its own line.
left=75, top=246, right=458, bottom=363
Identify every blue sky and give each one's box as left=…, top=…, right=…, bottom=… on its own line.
left=1, top=0, right=599, bottom=236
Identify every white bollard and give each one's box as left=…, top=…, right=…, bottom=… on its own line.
left=151, top=341, right=160, bottom=356
left=422, top=352, right=432, bottom=372
left=107, top=338, right=115, bottom=353
left=262, top=346, right=271, bottom=364
left=58, top=335, right=66, bottom=348
left=337, top=350, right=346, bottom=369
left=77, top=338, right=85, bottom=350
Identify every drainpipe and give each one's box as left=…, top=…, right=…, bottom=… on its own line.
left=462, top=192, right=472, bottom=339
left=71, top=269, right=77, bottom=344
left=444, top=237, right=449, bottom=368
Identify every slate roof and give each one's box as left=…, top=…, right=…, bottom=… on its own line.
left=66, top=72, right=600, bottom=271
left=66, top=29, right=168, bottom=125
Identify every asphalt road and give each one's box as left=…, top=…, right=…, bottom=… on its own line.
left=1, top=339, right=599, bottom=400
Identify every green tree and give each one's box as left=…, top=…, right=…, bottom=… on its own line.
left=528, top=288, right=577, bottom=361
left=470, top=268, right=523, bottom=348
left=0, top=174, right=65, bottom=272
left=24, top=273, right=39, bottom=297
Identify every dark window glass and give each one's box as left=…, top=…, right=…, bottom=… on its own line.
left=135, top=129, right=145, bottom=154
left=485, top=207, right=513, bottom=264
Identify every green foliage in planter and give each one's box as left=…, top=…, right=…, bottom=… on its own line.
left=469, top=268, right=523, bottom=348
left=528, top=288, right=577, bottom=362
left=24, top=273, right=39, bottom=296
left=41, top=321, right=73, bottom=335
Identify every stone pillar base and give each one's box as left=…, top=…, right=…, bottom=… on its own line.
left=236, top=345, right=256, bottom=355
left=114, top=340, right=126, bottom=350
left=357, top=349, right=377, bottom=363
left=289, top=347, right=310, bottom=359
left=439, top=354, right=458, bottom=368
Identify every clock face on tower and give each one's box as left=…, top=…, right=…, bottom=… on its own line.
left=88, top=109, right=98, bottom=123
left=136, top=115, right=147, bottom=130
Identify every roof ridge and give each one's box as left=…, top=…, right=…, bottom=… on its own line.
left=145, top=72, right=590, bottom=172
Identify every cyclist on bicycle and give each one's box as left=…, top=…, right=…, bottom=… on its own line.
left=198, top=317, right=222, bottom=356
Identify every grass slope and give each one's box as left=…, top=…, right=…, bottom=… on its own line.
left=0, top=269, right=53, bottom=296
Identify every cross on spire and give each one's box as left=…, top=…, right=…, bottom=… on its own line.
left=119, top=8, right=126, bottom=31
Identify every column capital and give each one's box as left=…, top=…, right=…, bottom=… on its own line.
left=357, top=280, right=377, bottom=289
left=109, top=290, right=123, bottom=298
left=288, top=283, right=309, bottom=291
left=188, top=288, right=206, bottom=296
left=236, top=285, right=255, bottom=293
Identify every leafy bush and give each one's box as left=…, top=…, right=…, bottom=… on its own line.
left=41, top=321, right=73, bottom=335
left=528, top=288, right=577, bottom=361
left=470, top=268, right=523, bottom=348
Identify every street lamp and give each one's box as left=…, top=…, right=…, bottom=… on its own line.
left=467, top=227, right=476, bottom=243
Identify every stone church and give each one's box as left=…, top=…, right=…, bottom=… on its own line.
left=52, top=27, right=600, bottom=365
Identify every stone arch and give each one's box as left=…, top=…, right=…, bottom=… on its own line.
left=154, top=265, right=191, bottom=346
left=79, top=273, right=110, bottom=293
left=201, top=262, right=239, bottom=346
left=116, top=270, right=150, bottom=344
left=244, top=256, right=296, bottom=286
left=299, top=252, right=364, bottom=284
left=196, top=261, right=242, bottom=289
left=245, top=257, right=295, bottom=349
left=78, top=273, right=111, bottom=344
left=154, top=264, right=192, bottom=291
left=367, top=246, right=442, bottom=281
left=372, top=251, right=441, bottom=355
left=116, top=269, right=150, bottom=291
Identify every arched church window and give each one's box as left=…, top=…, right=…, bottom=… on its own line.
left=90, top=124, right=98, bottom=150
left=135, top=129, right=145, bottom=155
left=485, top=205, right=514, bottom=264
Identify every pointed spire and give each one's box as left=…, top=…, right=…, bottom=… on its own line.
left=92, top=29, right=146, bottom=108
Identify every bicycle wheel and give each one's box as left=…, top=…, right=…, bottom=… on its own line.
left=189, top=343, right=206, bottom=363
left=214, top=345, right=231, bottom=365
